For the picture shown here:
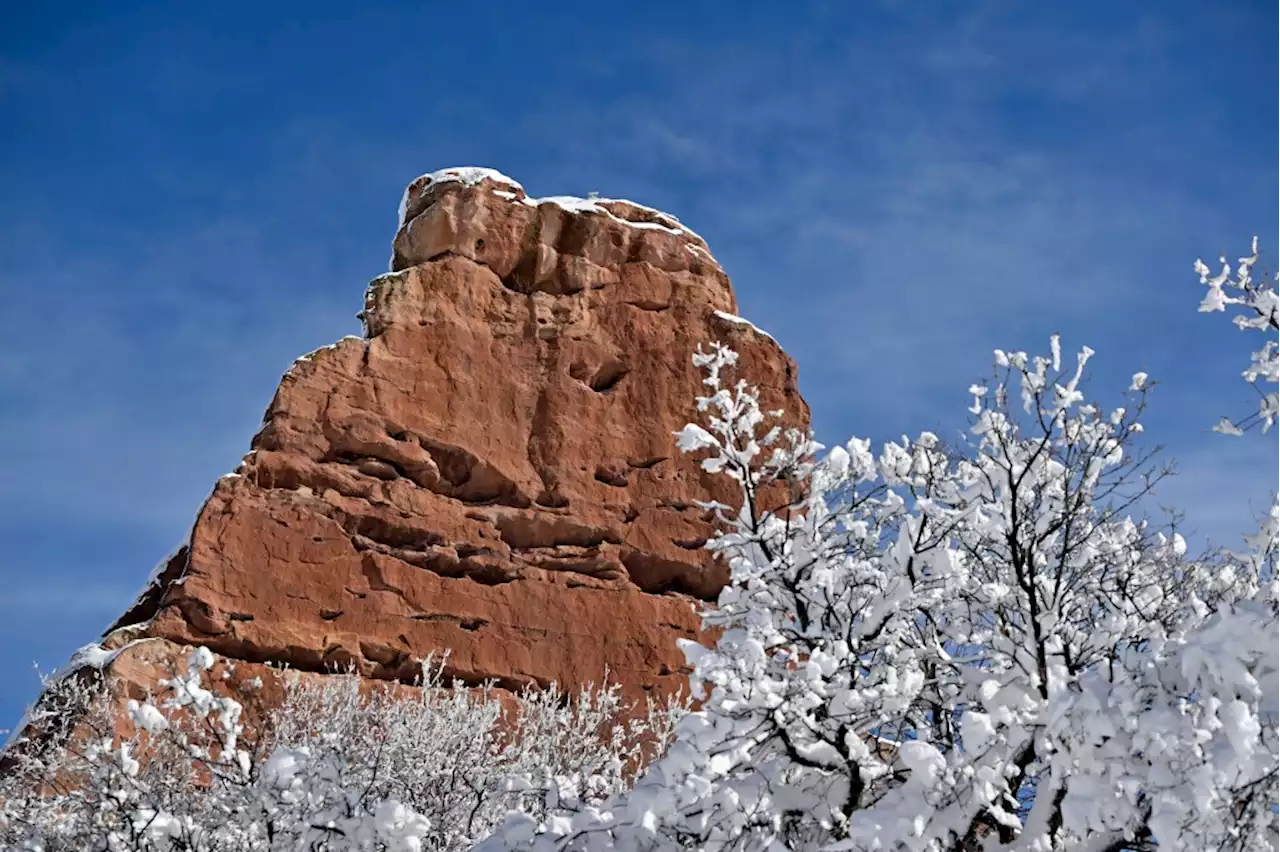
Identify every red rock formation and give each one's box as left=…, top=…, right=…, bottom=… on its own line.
left=98, top=168, right=808, bottom=704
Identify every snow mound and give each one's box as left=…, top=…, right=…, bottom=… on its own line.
left=713, top=310, right=777, bottom=343
left=397, top=167, right=525, bottom=226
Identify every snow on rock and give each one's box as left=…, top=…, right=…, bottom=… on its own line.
left=293, top=335, right=366, bottom=364
left=397, top=167, right=524, bottom=227
left=396, top=165, right=706, bottom=247
left=388, top=167, right=732, bottom=299
left=712, top=310, right=777, bottom=343
left=3, top=638, right=156, bottom=751
left=280, top=335, right=369, bottom=384
left=55, top=643, right=128, bottom=681
left=527, top=192, right=704, bottom=242
left=526, top=194, right=704, bottom=242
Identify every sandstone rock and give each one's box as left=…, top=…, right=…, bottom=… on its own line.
left=91, top=168, right=810, bottom=709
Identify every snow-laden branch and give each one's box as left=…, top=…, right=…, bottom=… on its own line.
left=0, top=651, right=682, bottom=851
left=482, top=330, right=1278, bottom=851
left=1196, top=236, right=1279, bottom=434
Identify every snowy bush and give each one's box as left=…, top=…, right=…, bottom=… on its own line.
left=1196, top=237, right=1279, bottom=435
left=0, top=649, right=682, bottom=851
left=480, top=243, right=1278, bottom=850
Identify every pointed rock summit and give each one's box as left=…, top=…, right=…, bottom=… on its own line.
left=86, top=168, right=810, bottom=706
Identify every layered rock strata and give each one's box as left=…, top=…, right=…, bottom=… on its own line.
left=91, top=168, right=809, bottom=706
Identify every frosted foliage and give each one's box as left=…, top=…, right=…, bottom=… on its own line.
left=481, top=337, right=1277, bottom=850
left=1195, top=236, right=1280, bottom=434
left=0, top=653, right=682, bottom=851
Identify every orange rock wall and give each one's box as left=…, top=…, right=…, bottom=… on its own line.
left=104, top=168, right=809, bottom=702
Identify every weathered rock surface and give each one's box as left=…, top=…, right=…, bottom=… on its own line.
left=97, top=167, right=809, bottom=704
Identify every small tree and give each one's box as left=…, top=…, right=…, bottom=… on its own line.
left=483, top=247, right=1278, bottom=851
left=0, top=648, right=682, bottom=851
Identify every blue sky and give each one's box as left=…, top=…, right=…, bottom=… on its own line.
left=0, top=1, right=1275, bottom=731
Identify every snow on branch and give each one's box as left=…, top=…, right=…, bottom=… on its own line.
left=1196, top=236, right=1280, bottom=434
left=0, top=651, right=683, bottom=851
left=482, top=328, right=1278, bottom=851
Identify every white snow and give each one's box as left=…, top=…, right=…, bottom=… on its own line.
left=712, top=310, right=776, bottom=343
left=4, top=639, right=153, bottom=752
left=128, top=698, right=170, bottom=734
left=1213, top=415, right=1245, bottom=436
left=190, top=646, right=217, bottom=672
left=397, top=167, right=525, bottom=227
left=394, top=166, right=708, bottom=245
left=530, top=195, right=600, bottom=213
left=67, top=643, right=119, bottom=672
left=293, top=335, right=365, bottom=365
left=284, top=336, right=369, bottom=381
left=50, top=639, right=152, bottom=686
left=520, top=194, right=704, bottom=243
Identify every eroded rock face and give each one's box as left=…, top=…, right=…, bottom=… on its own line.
left=105, top=168, right=809, bottom=702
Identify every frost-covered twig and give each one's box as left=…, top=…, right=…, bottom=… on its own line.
left=1196, top=237, right=1279, bottom=434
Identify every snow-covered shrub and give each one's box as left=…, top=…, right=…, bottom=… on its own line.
left=481, top=245, right=1278, bottom=850
left=0, top=649, right=683, bottom=851
left=1196, top=237, right=1279, bottom=435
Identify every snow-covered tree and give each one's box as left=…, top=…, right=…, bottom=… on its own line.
left=5, top=239, right=1275, bottom=852
left=482, top=248, right=1278, bottom=850
left=0, top=648, right=681, bottom=851
left=1196, top=237, right=1279, bottom=435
